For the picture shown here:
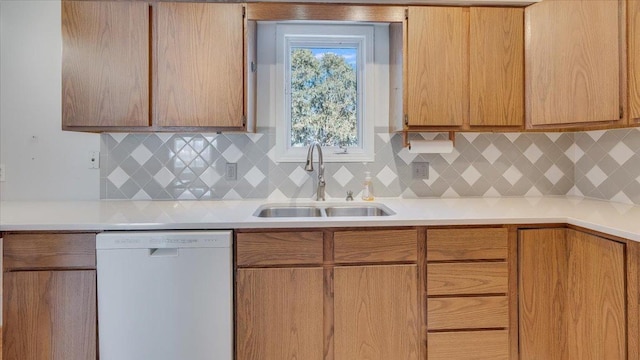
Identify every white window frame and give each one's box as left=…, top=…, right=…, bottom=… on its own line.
left=274, top=23, right=375, bottom=163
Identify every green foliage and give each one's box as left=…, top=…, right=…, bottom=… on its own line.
left=290, top=48, right=358, bottom=147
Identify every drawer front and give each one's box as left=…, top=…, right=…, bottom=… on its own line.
left=334, top=229, right=417, bottom=263
left=3, top=233, right=96, bottom=270
left=428, top=330, right=509, bottom=360
left=427, top=262, right=508, bottom=295
left=427, top=228, right=508, bottom=261
left=236, top=232, right=324, bottom=266
left=428, top=296, right=509, bottom=330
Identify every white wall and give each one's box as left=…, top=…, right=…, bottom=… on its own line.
left=0, top=0, right=100, bottom=201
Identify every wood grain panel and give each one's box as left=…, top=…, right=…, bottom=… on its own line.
left=156, top=3, right=244, bottom=128
left=470, top=7, right=523, bottom=127
left=236, top=268, right=324, bottom=360
left=3, top=270, right=97, bottom=360
left=236, top=232, right=323, bottom=266
left=407, top=7, right=468, bottom=127
left=427, top=228, right=508, bottom=261
left=427, top=262, right=508, bottom=296
left=519, top=228, right=626, bottom=359
left=3, top=233, right=96, bottom=270
left=333, top=229, right=417, bottom=263
left=428, top=296, right=509, bottom=330
left=62, top=1, right=149, bottom=128
left=629, top=0, right=640, bottom=123
left=247, top=3, right=405, bottom=22
left=566, top=229, right=626, bottom=359
left=334, top=265, right=419, bottom=360
left=428, top=330, right=509, bottom=360
left=525, top=0, right=620, bottom=126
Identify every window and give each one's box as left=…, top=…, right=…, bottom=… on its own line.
left=274, top=23, right=377, bottom=162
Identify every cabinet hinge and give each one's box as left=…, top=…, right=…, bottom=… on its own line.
left=405, top=8, right=409, bottom=20
left=404, top=114, right=409, bottom=126
left=242, top=115, right=247, bottom=127
left=242, top=6, right=246, bottom=18
left=620, top=106, right=624, bottom=120
left=251, top=61, right=257, bottom=73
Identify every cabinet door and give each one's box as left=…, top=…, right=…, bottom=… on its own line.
left=470, top=8, right=523, bottom=128
left=629, top=0, right=640, bottom=124
left=3, top=270, right=97, bottom=360
left=519, top=229, right=626, bottom=359
left=525, top=0, right=621, bottom=127
left=236, top=267, right=324, bottom=360
left=156, top=3, right=244, bottom=128
left=407, top=7, right=468, bottom=127
left=334, top=265, right=419, bottom=360
left=62, top=1, right=149, bottom=128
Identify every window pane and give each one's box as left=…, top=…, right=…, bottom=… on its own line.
left=290, top=47, right=358, bottom=148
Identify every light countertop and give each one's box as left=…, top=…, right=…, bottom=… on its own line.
left=1, top=196, right=640, bottom=242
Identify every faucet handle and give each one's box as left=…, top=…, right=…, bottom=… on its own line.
left=346, top=191, right=354, bottom=201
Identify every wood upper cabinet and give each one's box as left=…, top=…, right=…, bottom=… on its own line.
left=156, top=3, right=245, bottom=128
left=470, top=8, right=523, bottom=128
left=525, top=0, right=623, bottom=128
left=519, top=228, right=628, bottom=359
left=334, top=265, right=419, bottom=360
left=407, top=7, right=468, bottom=127
left=406, top=7, right=523, bottom=129
left=2, top=233, right=97, bottom=360
left=629, top=0, right=640, bottom=124
left=62, top=1, right=150, bottom=128
left=62, top=1, right=246, bottom=131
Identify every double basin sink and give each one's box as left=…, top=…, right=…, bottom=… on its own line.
left=255, top=203, right=395, bottom=218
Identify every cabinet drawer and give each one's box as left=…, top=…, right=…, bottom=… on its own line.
left=334, top=229, right=417, bottom=263
left=428, top=296, right=508, bottom=330
left=427, top=262, right=508, bottom=295
left=427, top=228, right=508, bottom=261
left=236, top=232, right=324, bottom=266
left=3, top=233, right=96, bottom=270
left=428, top=330, right=509, bottom=360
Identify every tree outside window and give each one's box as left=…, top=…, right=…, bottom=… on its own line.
left=290, top=47, right=358, bottom=149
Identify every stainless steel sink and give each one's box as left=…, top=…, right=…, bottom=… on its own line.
left=324, top=206, right=392, bottom=217
left=254, top=203, right=395, bottom=218
left=256, top=206, right=322, bottom=218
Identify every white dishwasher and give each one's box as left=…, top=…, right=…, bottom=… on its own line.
left=96, top=231, right=233, bottom=360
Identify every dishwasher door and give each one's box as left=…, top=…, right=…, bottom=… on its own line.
left=96, top=231, right=232, bottom=360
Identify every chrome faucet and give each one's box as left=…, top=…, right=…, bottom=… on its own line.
left=305, top=141, right=325, bottom=201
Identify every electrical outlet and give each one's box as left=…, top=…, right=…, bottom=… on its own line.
left=0, top=164, right=5, bottom=182
left=89, top=151, right=100, bottom=169
left=225, top=163, right=237, bottom=181
left=413, top=162, right=429, bottom=179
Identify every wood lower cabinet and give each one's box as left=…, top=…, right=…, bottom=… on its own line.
left=2, top=233, right=97, bottom=360
left=334, top=265, right=419, bottom=360
left=236, top=267, right=324, bottom=360
left=426, top=227, right=515, bottom=360
left=3, top=271, right=97, bottom=360
left=519, top=228, right=631, bottom=359
left=235, top=228, right=421, bottom=360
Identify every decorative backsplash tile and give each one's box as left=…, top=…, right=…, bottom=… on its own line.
left=100, top=128, right=575, bottom=200
left=572, top=128, right=640, bottom=205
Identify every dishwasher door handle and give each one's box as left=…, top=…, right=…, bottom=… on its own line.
left=149, top=248, right=179, bottom=257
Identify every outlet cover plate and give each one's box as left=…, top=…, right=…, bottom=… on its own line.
left=412, top=162, right=429, bottom=179
left=225, top=163, right=237, bottom=181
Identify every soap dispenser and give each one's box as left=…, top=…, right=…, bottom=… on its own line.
left=361, top=171, right=374, bottom=201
